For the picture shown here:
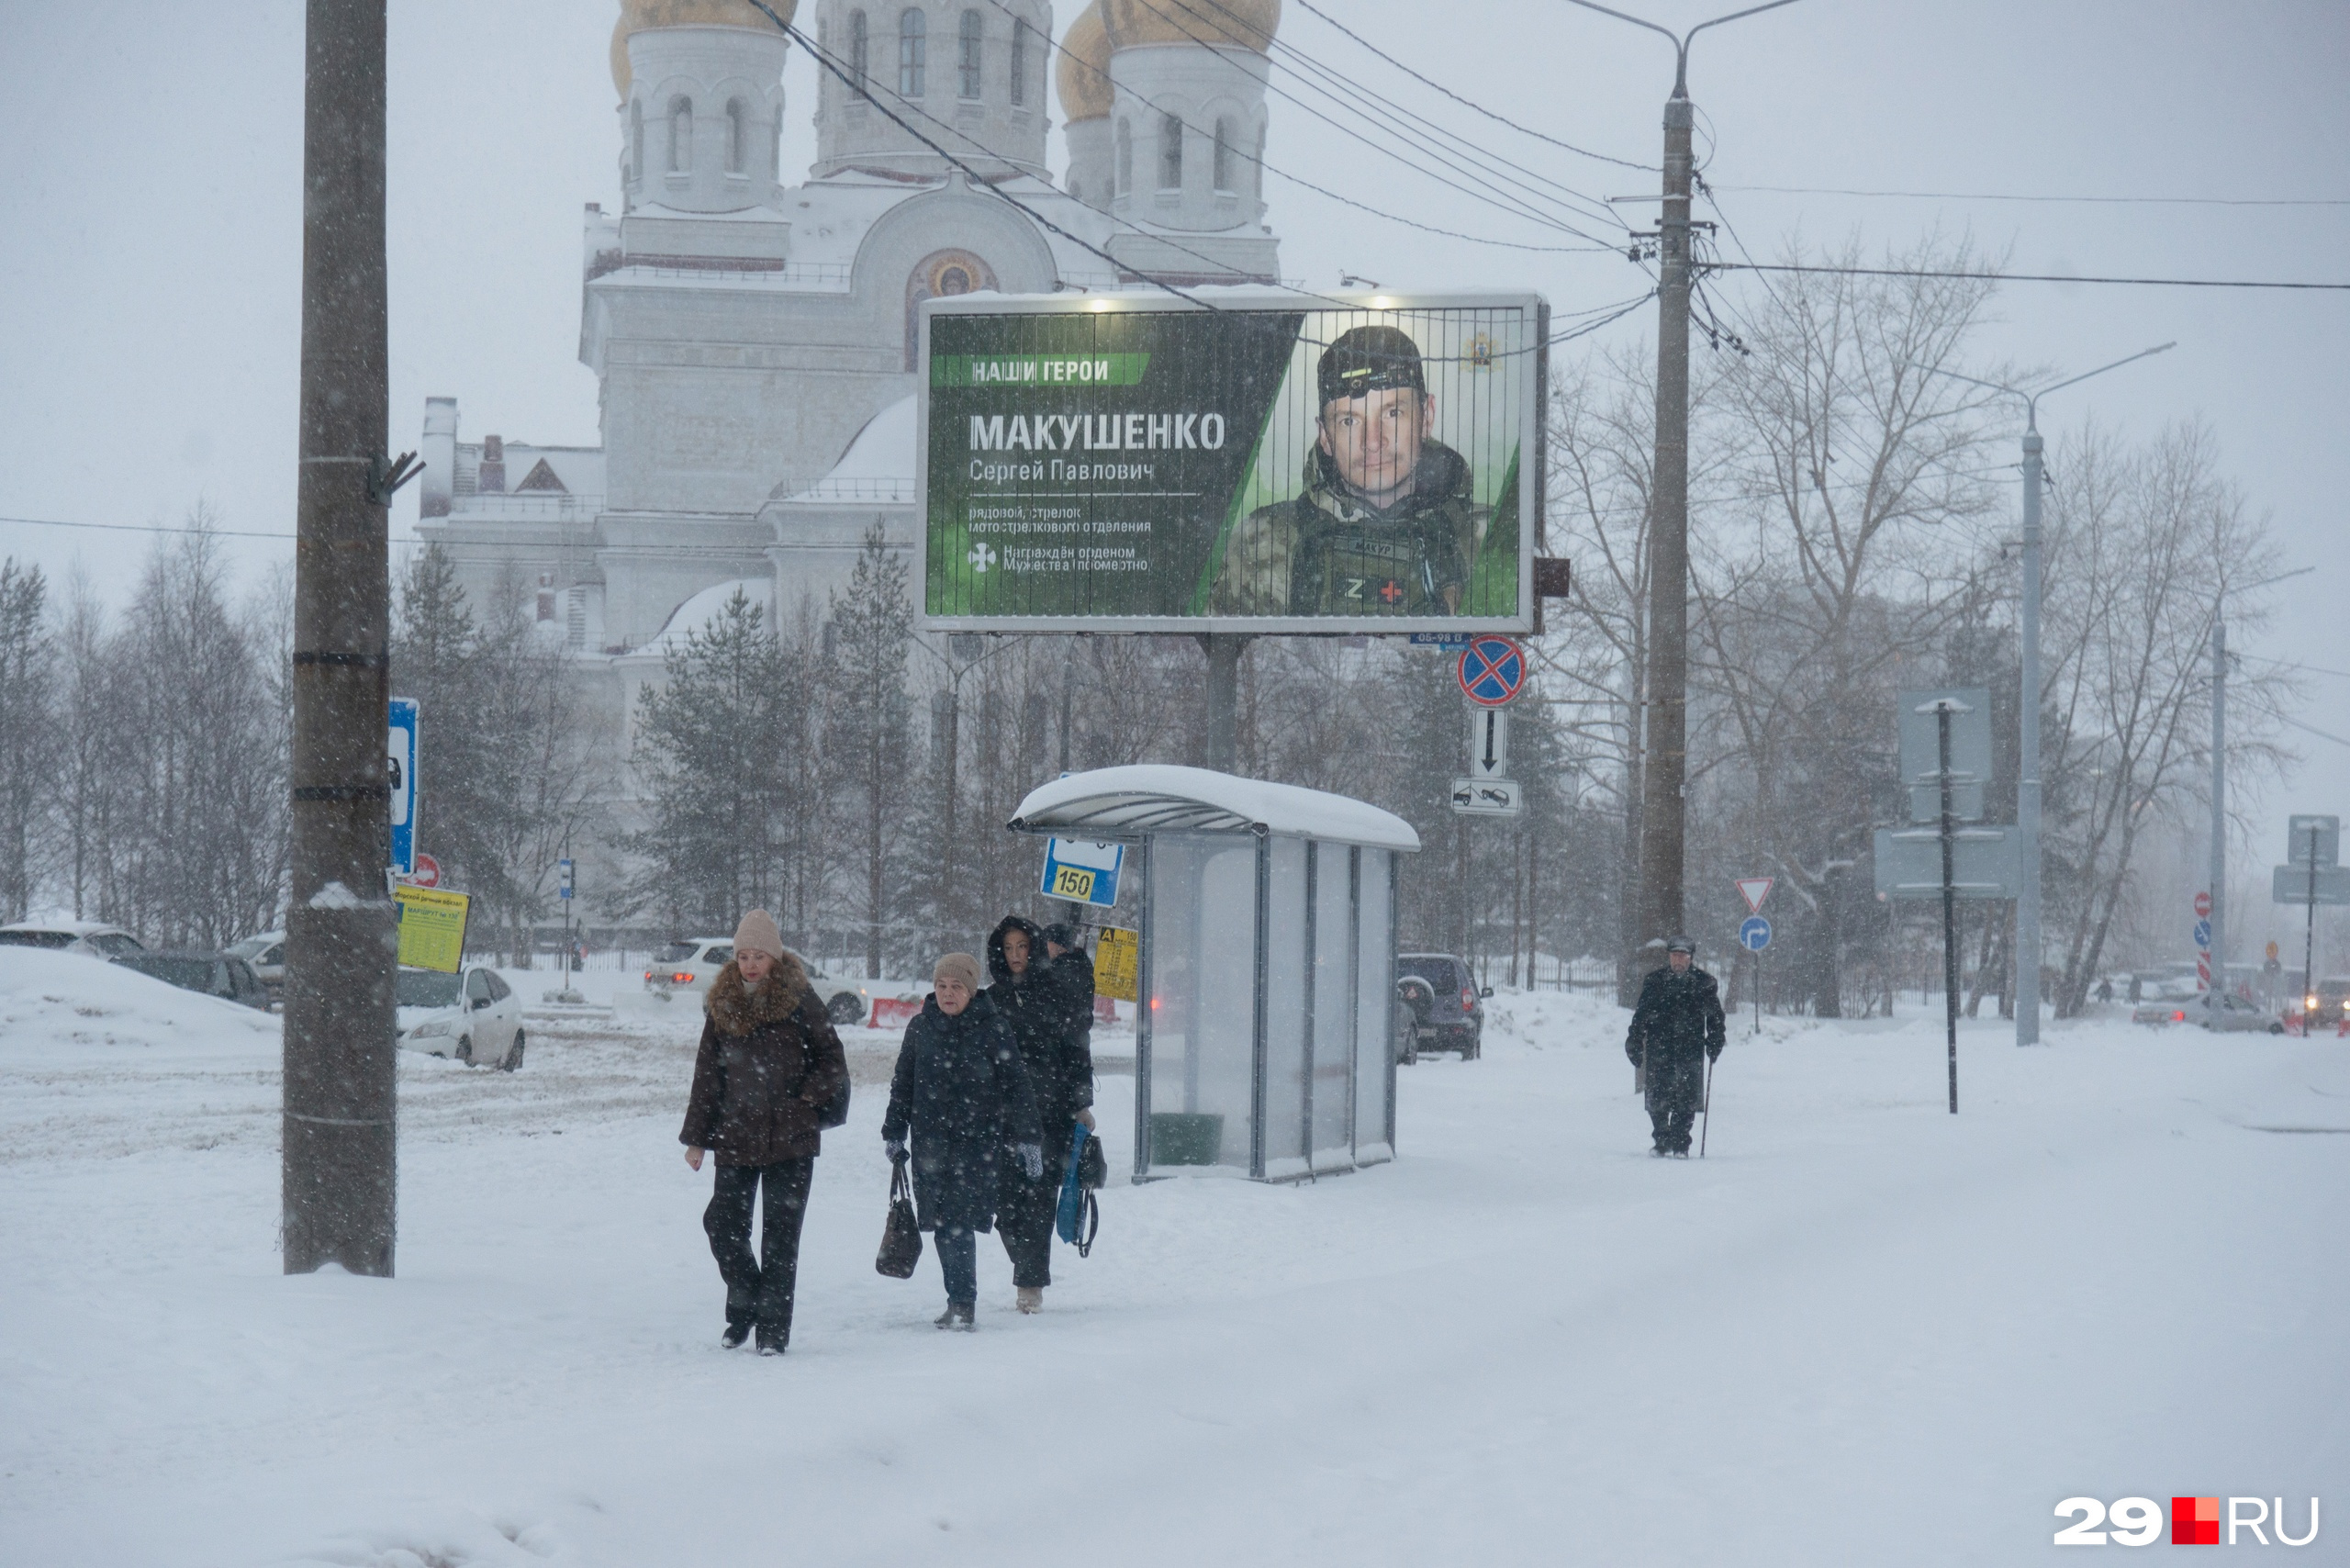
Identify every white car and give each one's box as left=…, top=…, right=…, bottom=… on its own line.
left=396, top=965, right=526, bottom=1070
left=643, top=937, right=868, bottom=1025
left=226, top=930, right=286, bottom=997
left=0, top=921, right=145, bottom=958
left=2199, top=991, right=2286, bottom=1035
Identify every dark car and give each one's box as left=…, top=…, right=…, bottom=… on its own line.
left=1395, top=952, right=1487, bottom=1061
left=111, top=951, right=274, bottom=1011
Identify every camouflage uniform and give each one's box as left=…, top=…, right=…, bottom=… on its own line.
left=1208, top=440, right=1477, bottom=618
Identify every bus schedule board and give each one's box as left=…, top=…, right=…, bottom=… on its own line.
left=919, top=291, right=1546, bottom=633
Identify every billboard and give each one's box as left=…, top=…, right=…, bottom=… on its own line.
left=919, top=292, right=1546, bottom=633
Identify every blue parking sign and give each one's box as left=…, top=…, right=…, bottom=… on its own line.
left=1040, top=838, right=1124, bottom=907
left=388, top=698, right=419, bottom=875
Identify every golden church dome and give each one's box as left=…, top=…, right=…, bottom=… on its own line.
left=1101, top=0, right=1277, bottom=53
left=611, top=0, right=794, bottom=97
left=1056, top=4, right=1113, bottom=123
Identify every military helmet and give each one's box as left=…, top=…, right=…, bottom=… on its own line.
left=1665, top=935, right=1695, bottom=955
left=1317, top=323, right=1426, bottom=408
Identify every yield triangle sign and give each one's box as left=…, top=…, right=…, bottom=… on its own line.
left=1737, top=877, right=1774, bottom=915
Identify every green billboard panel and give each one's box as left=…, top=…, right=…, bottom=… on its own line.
left=919, top=292, right=1546, bottom=633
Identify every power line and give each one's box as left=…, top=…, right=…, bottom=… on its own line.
left=0, top=512, right=297, bottom=542
left=2283, top=715, right=2350, bottom=749
left=1130, top=0, right=1627, bottom=246
left=748, top=2, right=1226, bottom=312
left=1710, top=261, right=2350, bottom=291
left=782, top=6, right=1588, bottom=360
left=979, top=0, right=1615, bottom=256
left=1174, top=0, right=1631, bottom=229
left=1286, top=0, right=1654, bottom=173
left=1712, top=183, right=2350, bottom=208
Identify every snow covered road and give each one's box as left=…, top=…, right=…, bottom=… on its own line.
left=3, top=955, right=2343, bottom=1565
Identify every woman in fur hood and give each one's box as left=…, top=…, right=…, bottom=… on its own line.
left=680, top=909, right=850, bottom=1356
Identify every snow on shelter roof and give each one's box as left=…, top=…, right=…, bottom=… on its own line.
left=1009, top=767, right=1421, bottom=851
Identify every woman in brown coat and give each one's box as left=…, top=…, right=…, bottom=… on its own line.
left=680, top=910, right=849, bottom=1356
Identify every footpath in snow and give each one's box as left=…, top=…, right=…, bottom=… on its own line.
left=1, top=946, right=2343, bottom=1565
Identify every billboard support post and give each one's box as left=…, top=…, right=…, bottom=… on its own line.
left=1201, top=633, right=1249, bottom=770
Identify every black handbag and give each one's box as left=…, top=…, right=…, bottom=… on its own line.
left=875, top=1157, right=922, bottom=1278
left=1077, top=1130, right=1107, bottom=1191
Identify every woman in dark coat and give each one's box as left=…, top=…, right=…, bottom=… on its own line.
left=881, top=952, right=1042, bottom=1329
left=679, top=910, right=849, bottom=1356
left=985, top=915, right=1098, bottom=1313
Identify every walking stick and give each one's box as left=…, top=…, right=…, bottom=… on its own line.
left=1699, top=1051, right=1716, bottom=1159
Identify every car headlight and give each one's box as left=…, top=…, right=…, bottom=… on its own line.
left=408, top=1018, right=453, bottom=1038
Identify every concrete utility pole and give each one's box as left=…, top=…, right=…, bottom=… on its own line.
left=1928, top=342, right=2173, bottom=1044
left=1561, top=0, right=1802, bottom=967
left=285, top=0, right=414, bottom=1275
left=1639, top=81, right=1694, bottom=957
left=2019, top=422, right=2044, bottom=1039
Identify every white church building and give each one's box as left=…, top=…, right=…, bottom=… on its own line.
left=417, top=0, right=1289, bottom=727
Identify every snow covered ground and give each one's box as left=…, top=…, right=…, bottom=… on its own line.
left=3, top=947, right=2342, bottom=1565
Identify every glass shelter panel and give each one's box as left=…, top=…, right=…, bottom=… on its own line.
left=1261, top=836, right=1310, bottom=1179
left=1145, top=834, right=1258, bottom=1176
left=1353, top=848, right=1394, bottom=1163
left=1310, top=843, right=1357, bottom=1170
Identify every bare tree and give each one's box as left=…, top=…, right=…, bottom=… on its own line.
left=1689, top=236, right=2004, bottom=1014
left=828, top=526, right=914, bottom=976
left=2039, top=420, right=2289, bottom=1014
left=0, top=560, right=54, bottom=922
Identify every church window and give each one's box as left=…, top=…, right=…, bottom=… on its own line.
left=1254, top=120, right=1266, bottom=197
left=1158, top=111, right=1182, bottom=191
left=958, top=10, right=983, bottom=100
left=1213, top=116, right=1237, bottom=193
left=1010, top=18, right=1030, bottom=106
left=668, top=97, right=693, bottom=174
left=1115, top=119, right=1132, bottom=197
left=725, top=99, right=748, bottom=174
left=849, top=10, right=870, bottom=96
left=899, top=9, right=926, bottom=97
left=629, top=99, right=643, bottom=185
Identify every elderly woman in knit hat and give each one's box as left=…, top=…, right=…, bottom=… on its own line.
left=880, top=951, right=1043, bottom=1329
left=679, top=910, right=850, bottom=1356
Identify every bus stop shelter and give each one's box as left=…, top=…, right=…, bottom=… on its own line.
left=1009, top=767, right=1421, bottom=1182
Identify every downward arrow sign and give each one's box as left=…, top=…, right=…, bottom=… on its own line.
left=1483, top=711, right=1498, bottom=770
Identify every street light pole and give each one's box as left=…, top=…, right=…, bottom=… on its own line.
left=1929, top=342, right=2174, bottom=1044
left=2209, top=616, right=2225, bottom=1002
left=1559, top=0, right=1804, bottom=970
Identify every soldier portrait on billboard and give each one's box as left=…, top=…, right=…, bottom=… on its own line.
left=1208, top=324, right=1476, bottom=618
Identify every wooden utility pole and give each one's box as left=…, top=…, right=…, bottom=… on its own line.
left=284, top=0, right=410, bottom=1276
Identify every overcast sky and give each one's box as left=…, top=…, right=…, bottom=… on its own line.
left=1, top=0, right=2342, bottom=949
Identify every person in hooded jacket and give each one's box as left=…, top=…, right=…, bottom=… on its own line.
left=984, top=916, right=1099, bottom=1313
left=1623, top=936, right=1725, bottom=1158
left=882, top=952, right=1043, bottom=1330
left=679, top=910, right=850, bottom=1355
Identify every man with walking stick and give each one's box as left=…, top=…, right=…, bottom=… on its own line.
left=1625, top=937, right=1725, bottom=1159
